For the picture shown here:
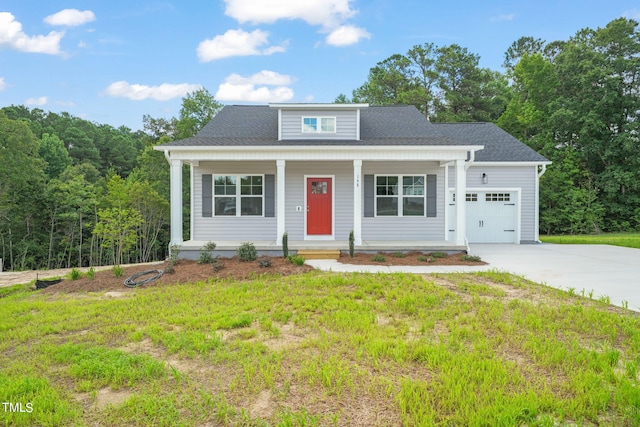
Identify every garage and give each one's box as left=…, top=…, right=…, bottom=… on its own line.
left=448, top=190, right=519, bottom=243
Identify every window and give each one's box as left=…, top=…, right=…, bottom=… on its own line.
left=302, top=117, right=336, bottom=133
left=214, top=175, right=263, bottom=216
left=486, top=193, right=510, bottom=202
left=376, top=175, right=425, bottom=216
left=466, top=193, right=478, bottom=202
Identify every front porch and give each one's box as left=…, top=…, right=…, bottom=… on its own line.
left=176, top=239, right=467, bottom=260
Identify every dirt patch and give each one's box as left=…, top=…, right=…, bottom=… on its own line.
left=339, top=251, right=486, bottom=266
left=36, top=257, right=314, bottom=294
left=76, top=387, right=133, bottom=409
left=250, top=389, right=275, bottom=419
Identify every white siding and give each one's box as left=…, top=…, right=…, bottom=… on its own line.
left=280, top=110, right=357, bottom=140
left=193, top=161, right=277, bottom=241
left=448, top=165, right=538, bottom=242
left=362, top=162, right=445, bottom=241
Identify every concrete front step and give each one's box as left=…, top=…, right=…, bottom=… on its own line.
left=296, top=249, right=341, bottom=260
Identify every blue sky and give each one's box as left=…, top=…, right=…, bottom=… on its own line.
left=1, top=0, right=639, bottom=131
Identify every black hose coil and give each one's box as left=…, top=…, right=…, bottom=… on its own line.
left=123, top=269, right=164, bottom=288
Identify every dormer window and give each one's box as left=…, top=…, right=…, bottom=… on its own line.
left=302, top=117, right=336, bottom=133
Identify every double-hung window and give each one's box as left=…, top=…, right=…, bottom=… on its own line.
left=375, top=175, right=426, bottom=216
left=214, top=175, right=263, bottom=216
left=302, top=117, right=336, bottom=133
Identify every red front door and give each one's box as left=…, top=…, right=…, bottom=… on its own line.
left=307, top=178, right=332, bottom=235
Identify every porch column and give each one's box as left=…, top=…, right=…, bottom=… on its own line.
left=170, top=159, right=183, bottom=246
left=455, top=159, right=467, bottom=246
left=353, top=160, right=363, bottom=245
left=276, top=160, right=286, bottom=244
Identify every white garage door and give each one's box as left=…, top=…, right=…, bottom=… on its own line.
left=449, top=191, right=518, bottom=243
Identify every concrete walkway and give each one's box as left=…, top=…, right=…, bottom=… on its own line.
left=307, top=243, right=640, bottom=312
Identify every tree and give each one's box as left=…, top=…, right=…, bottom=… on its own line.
left=175, top=88, right=223, bottom=139
left=39, top=133, right=72, bottom=179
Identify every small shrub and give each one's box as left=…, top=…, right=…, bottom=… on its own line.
left=417, top=255, right=431, bottom=262
left=69, top=268, right=83, bottom=280
left=169, top=244, right=180, bottom=264
left=282, top=232, right=289, bottom=258
left=287, top=255, right=305, bottom=266
left=203, top=241, right=217, bottom=251
left=113, top=265, right=124, bottom=278
left=258, top=258, right=272, bottom=268
left=86, top=267, right=95, bottom=279
left=461, top=254, right=482, bottom=262
left=372, top=254, right=386, bottom=262
left=198, top=241, right=217, bottom=264
left=430, top=251, right=447, bottom=259
left=349, top=230, right=355, bottom=258
left=237, top=242, right=257, bottom=262
left=212, top=257, right=225, bottom=272
left=392, top=252, right=406, bottom=258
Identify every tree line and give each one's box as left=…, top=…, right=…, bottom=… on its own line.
left=338, top=18, right=640, bottom=235
left=2, top=18, right=638, bottom=270
left=0, top=89, right=221, bottom=271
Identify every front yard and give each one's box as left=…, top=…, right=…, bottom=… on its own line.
left=1, top=268, right=639, bottom=426
left=540, top=233, right=640, bottom=249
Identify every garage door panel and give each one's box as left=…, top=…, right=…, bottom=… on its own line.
left=449, top=190, right=518, bottom=243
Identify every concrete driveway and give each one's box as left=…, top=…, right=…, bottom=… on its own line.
left=468, top=243, right=640, bottom=311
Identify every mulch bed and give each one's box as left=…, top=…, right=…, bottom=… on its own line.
left=339, top=251, right=487, bottom=266
left=38, top=257, right=314, bottom=294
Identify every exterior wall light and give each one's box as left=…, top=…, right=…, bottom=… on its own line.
left=482, top=173, right=488, bottom=184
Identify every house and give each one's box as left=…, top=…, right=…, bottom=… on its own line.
left=155, top=103, right=550, bottom=258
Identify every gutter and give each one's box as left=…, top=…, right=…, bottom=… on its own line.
left=464, top=150, right=476, bottom=171
left=538, top=164, right=547, bottom=178
left=163, top=150, right=171, bottom=165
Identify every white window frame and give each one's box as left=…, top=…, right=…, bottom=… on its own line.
left=301, top=116, right=337, bottom=133
left=374, top=174, right=427, bottom=217
left=213, top=174, right=265, bottom=217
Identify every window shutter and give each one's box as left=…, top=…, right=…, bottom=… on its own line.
left=426, top=174, right=437, bottom=217
left=364, top=174, right=374, bottom=217
left=264, top=174, right=275, bottom=217
left=202, top=174, right=212, bottom=217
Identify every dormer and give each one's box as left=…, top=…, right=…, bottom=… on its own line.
left=269, top=103, right=369, bottom=141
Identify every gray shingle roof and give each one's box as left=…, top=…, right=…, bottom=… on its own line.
left=432, top=122, right=549, bottom=162
left=158, top=104, right=549, bottom=162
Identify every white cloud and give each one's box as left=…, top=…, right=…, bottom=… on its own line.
left=197, top=29, right=286, bottom=62
left=44, top=9, right=96, bottom=26
left=224, top=0, right=355, bottom=27
left=103, top=81, right=202, bottom=101
left=0, top=12, right=64, bottom=55
left=490, top=13, right=515, bottom=22
left=326, top=25, right=370, bottom=46
left=622, top=9, right=640, bottom=20
left=0, top=77, right=6, bottom=91
left=25, top=96, right=48, bottom=106
left=215, top=71, right=294, bottom=102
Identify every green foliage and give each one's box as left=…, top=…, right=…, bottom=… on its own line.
left=38, top=133, right=72, bottom=179
left=282, top=232, right=289, bottom=258
left=430, top=251, right=447, bottom=259
left=112, top=265, right=124, bottom=278
left=258, top=258, right=272, bottom=268
left=198, top=242, right=217, bottom=265
left=461, top=255, right=482, bottom=262
left=372, top=254, right=386, bottom=262
left=68, top=268, right=83, bottom=280
left=539, top=233, right=640, bottom=249
left=86, top=267, right=96, bottom=279
left=417, top=255, right=431, bottom=262
left=237, top=242, right=257, bottom=262
left=392, top=251, right=407, bottom=258
left=349, top=230, right=355, bottom=258
left=287, top=255, right=305, bottom=266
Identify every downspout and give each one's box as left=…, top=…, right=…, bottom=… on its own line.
left=164, top=150, right=171, bottom=165
left=535, top=164, right=547, bottom=243
left=464, top=150, right=476, bottom=171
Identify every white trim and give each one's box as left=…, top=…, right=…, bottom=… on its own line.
left=454, top=159, right=466, bottom=246
left=190, top=163, right=195, bottom=240
left=535, top=164, right=547, bottom=242
left=301, top=116, right=337, bottom=134
left=356, top=109, right=361, bottom=140
left=304, top=175, right=336, bottom=240
left=443, top=162, right=449, bottom=241
left=277, top=109, right=282, bottom=141
left=276, top=160, right=286, bottom=243
left=448, top=187, right=522, bottom=244
left=169, top=159, right=183, bottom=246
left=353, top=160, right=362, bottom=245
left=212, top=174, right=266, bottom=218
left=373, top=174, right=427, bottom=218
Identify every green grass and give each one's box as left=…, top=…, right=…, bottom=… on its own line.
left=540, top=233, right=640, bottom=249
left=1, top=271, right=639, bottom=426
